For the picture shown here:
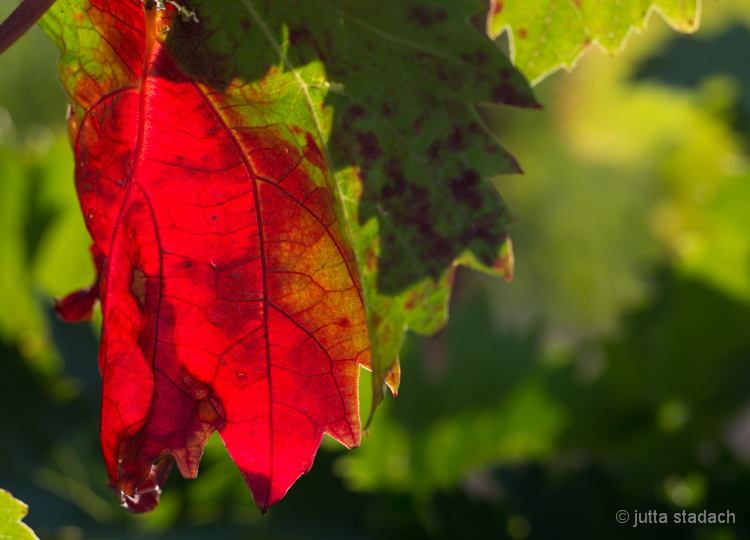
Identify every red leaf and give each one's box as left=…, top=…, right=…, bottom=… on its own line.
left=108, top=455, right=174, bottom=514
left=62, top=1, right=369, bottom=512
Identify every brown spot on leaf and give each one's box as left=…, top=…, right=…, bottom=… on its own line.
left=365, top=248, right=378, bottom=272
left=490, top=1, right=504, bottom=15
left=446, top=265, right=457, bottom=287
left=404, top=291, right=420, bottom=311
left=518, top=28, right=528, bottom=39
left=132, top=267, right=147, bottom=305
left=196, top=399, right=219, bottom=424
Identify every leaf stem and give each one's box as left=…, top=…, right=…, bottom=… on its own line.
left=0, top=0, right=57, bottom=56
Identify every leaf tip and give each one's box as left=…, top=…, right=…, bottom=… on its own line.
left=54, top=288, right=98, bottom=322
left=109, top=455, right=174, bottom=514
left=496, top=233, right=514, bottom=281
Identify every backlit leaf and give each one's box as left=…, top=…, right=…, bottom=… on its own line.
left=41, top=0, right=536, bottom=511
left=0, top=489, right=40, bottom=540
left=488, top=0, right=700, bottom=84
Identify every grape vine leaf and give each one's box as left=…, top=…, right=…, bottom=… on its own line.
left=0, top=489, right=40, bottom=540
left=42, top=0, right=537, bottom=511
left=488, top=0, right=701, bottom=85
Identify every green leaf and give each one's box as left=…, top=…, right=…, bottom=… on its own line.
left=39, top=0, right=539, bottom=418
left=294, top=0, right=539, bottom=416
left=488, top=0, right=700, bottom=85
left=0, top=489, right=40, bottom=540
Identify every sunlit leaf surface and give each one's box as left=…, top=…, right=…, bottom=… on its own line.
left=0, top=489, right=39, bottom=540
left=488, top=0, right=700, bottom=84
left=40, top=0, right=536, bottom=510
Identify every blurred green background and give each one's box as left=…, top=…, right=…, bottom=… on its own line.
left=2, top=1, right=750, bottom=538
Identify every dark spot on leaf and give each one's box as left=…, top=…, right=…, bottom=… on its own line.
left=381, top=101, right=398, bottom=118
left=164, top=17, right=236, bottom=92
left=473, top=48, right=489, bottom=66
left=349, top=104, right=365, bottom=119
left=288, top=26, right=314, bottom=61
left=460, top=48, right=490, bottom=66
left=381, top=158, right=406, bottom=200
left=404, top=292, right=418, bottom=311
left=288, top=26, right=346, bottom=78
left=427, top=139, right=444, bottom=162
left=414, top=223, right=453, bottom=263
left=435, top=62, right=467, bottom=91
left=490, top=82, right=538, bottom=107
left=355, top=131, right=383, bottom=161
left=412, top=113, right=429, bottom=134
left=131, top=267, right=147, bottom=305
left=518, top=28, right=528, bottom=39
left=408, top=5, right=448, bottom=28
left=239, top=19, right=250, bottom=32
left=449, top=170, right=483, bottom=211
left=448, top=125, right=469, bottom=151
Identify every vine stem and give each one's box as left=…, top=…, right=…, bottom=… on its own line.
left=0, top=0, right=57, bottom=56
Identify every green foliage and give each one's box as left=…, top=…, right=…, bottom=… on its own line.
left=489, top=0, right=700, bottom=84
left=1, top=0, right=750, bottom=538
left=38, top=0, right=538, bottom=412
left=0, top=490, right=39, bottom=540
